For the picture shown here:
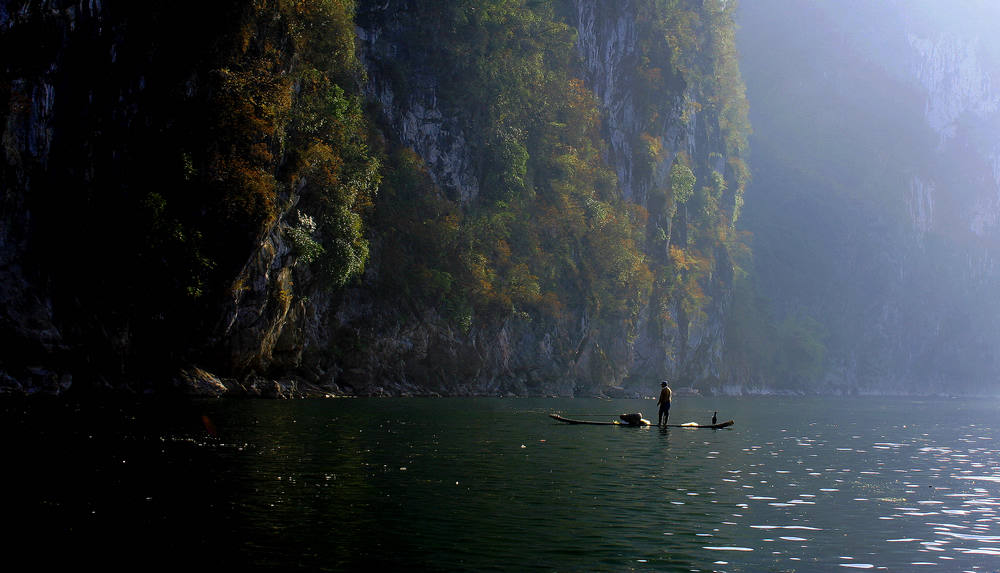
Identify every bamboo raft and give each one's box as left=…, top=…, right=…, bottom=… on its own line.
left=548, top=413, right=734, bottom=429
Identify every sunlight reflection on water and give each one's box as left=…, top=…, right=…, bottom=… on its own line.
left=4, top=396, right=1000, bottom=571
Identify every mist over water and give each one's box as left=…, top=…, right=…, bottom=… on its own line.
left=736, top=0, right=1000, bottom=394
left=6, top=396, right=1000, bottom=571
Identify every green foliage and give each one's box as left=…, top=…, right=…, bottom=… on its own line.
left=1, top=0, right=754, bottom=384
left=361, top=0, right=753, bottom=378
left=772, top=313, right=827, bottom=387
left=150, top=0, right=376, bottom=294
left=669, top=156, right=696, bottom=205
left=723, top=236, right=828, bottom=389
left=370, top=2, right=657, bottom=330
left=131, top=0, right=747, bottom=377
left=123, top=0, right=374, bottom=316
left=287, top=211, right=325, bottom=264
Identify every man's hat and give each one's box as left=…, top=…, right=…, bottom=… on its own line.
left=661, top=381, right=667, bottom=387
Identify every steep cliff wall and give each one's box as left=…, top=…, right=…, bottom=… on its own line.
left=336, top=0, right=748, bottom=396
left=737, top=0, right=1000, bottom=394
left=0, top=0, right=368, bottom=396
left=573, top=0, right=746, bottom=391
left=1, top=0, right=140, bottom=393
left=0, top=0, right=748, bottom=397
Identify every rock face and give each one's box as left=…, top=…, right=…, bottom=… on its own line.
left=339, top=0, right=740, bottom=397
left=573, top=0, right=696, bottom=205
left=572, top=0, right=733, bottom=389
left=895, top=25, right=1000, bottom=393
left=738, top=0, right=1000, bottom=394
left=0, top=0, right=308, bottom=395
left=0, top=1, right=745, bottom=397
left=574, top=0, right=642, bottom=203
left=356, top=16, right=481, bottom=203
left=1, top=1, right=97, bottom=394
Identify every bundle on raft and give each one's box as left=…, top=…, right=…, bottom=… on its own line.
left=548, top=413, right=734, bottom=429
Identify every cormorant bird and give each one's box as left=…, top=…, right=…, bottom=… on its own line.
left=712, top=411, right=717, bottom=425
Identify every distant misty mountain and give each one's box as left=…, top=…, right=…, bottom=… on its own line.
left=737, top=0, right=1000, bottom=394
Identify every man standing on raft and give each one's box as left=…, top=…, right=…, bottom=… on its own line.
left=657, top=381, right=672, bottom=425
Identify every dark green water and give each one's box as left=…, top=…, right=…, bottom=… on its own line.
left=4, top=396, right=1000, bottom=571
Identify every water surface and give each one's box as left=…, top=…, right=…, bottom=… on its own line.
left=4, top=396, right=1000, bottom=571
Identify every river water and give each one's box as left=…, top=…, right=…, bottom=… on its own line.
left=4, top=396, right=1000, bottom=571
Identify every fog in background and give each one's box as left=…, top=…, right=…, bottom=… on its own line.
left=737, top=0, right=1000, bottom=394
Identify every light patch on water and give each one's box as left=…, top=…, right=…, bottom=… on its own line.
left=703, top=546, right=754, bottom=552
left=943, top=493, right=982, bottom=499
left=887, top=538, right=921, bottom=542
left=919, top=447, right=952, bottom=454
left=935, top=531, right=1000, bottom=542
left=960, top=548, right=1000, bottom=555
left=839, top=563, right=875, bottom=569
left=779, top=536, right=808, bottom=541
left=954, top=475, right=1000, bottom=483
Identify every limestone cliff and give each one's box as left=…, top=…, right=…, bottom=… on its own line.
left=737, top=0, right=1000, bottom=394
left=0, top=0, right=748, bottom=397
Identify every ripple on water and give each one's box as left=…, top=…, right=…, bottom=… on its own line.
left=954, top=475, right=1000, bottom=483
left=961, top=548, right=1000, bottom=555
left=935, top=531, right=1000, bottom=542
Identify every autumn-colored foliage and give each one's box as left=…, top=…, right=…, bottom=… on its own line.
left=6, top=0, right=753, bottom=381
left=363, top=0, right=752, bottom=368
